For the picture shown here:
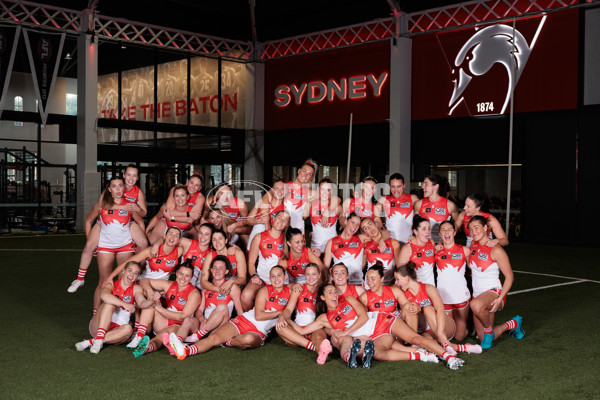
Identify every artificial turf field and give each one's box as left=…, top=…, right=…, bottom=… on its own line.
left=0, top=234, right=598, bottom=400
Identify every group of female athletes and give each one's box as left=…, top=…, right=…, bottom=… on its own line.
left=69, top=160, right=524, bottom=370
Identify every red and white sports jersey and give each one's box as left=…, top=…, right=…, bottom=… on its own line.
left=309, top=200, right=338, bottom=252
left=331, top=235, right=365, bottom=285
left=294, top=284, right=317, bottom=326
left=164, top=204, right=194, bottom=232
left=188, top=191, right=201, bottom=208
left=365, top=285, right=397, bottom=314
left=165, top=282, right=197, bottom=326
left=284, top=182, right=309, bottom=234
left=327, top=296, right=359, bottom=331
left=384, top=193, right=414, bottom=243
left=365, top=238, right=396, bottom=285
left=408, top=241, right=436, bottom=285
left=222, top=197, right=243, bottom=222
left=110, top=279, right=136, bottom=326
left=241, top=285, right=290, bottom=336
left=203, top=288, right=233, bottom=318
left=338, top=284, right=361, bottom=301
left=419, top=196, right=451, bottom=242
left=124, top=185, right=140, bottom=204
left=208, top=251, right=240, bottom=279
left=256, top=230, right=285, bottom=283
left=141, top=244, right=179, bottom=280
left=247, top=201, right=285, bottom=252
left=469, top=241, right=502, bottom=297
left=98, top=208, right=133, bottom=249
left=347, top=198, right=376, bottom=220
left=184, top=240, right=211, bottom=288
left=403, top=282, right=433, bottom=308
left=286, top=247, right=311, bottom=284
left=435, top=244, right=470, bottom=305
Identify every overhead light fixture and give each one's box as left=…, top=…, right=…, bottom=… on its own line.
left=121, top=45, right=127, bottom=49
left=64, top=53, right=72, bottom=60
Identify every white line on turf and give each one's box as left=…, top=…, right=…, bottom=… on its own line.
left=509, top=280, right=588, bottom=295
left=513, top=270, right=600, bottom=284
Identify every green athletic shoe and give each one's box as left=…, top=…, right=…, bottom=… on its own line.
left=133, top=335, right=150, bottom=358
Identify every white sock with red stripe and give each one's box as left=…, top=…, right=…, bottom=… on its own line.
left=441, top=351, right=454, bottom=362
left=305, top=341, right=316, bottom=352
left=136, top=325, right=147, bottom=338
left=195, top=329, right=209, bottom=339
left=92, top=308, right=97, bottom=315
left=504, top=318, right=518, bottom=330
left=409, top=352, right=421, bottom=361
left=144, top=343, right=155, bottom=354
left=342, top=351, right=350, bottom=362
left=455, top=344, right=468, bottom=352
left=95, top=328, right=106, bottom=341
left=186, top=345, right=198, bottom=356
left=87, top=339, right=94, bottom=346
left=134, top=322, right=139, bottom=331
left=76, top=268, right=87, bottom=281
left=483, top=325, right=493, bottom=335
left=224, top=339, right=233, bottom=347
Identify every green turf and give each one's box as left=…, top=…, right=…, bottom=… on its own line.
left=0, top=237, right=598, bottom=399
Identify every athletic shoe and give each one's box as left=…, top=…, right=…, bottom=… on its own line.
left=362, top=340, right=375, bottom=369
left=133, top=335, right=150, bottom=358
left=446, top=356, right=465, bottom=370
left=316, top=339, right=332, bottom=365
left=185, top=333, right=200, bottom=343
left=67, top=279, right=84, bottom=293
left=170, top=332, right=187, bottom=360
left=347, top=338, right=362, bottom=369
left=509, top=315, right=525, bottom=339
left=481, top=332, right=495, bottom=349
left=444, top=344, right=457, bottom=355
left=464, top=343, right=483, bottom=354
left=162, top=333, right=176, bottom=356
left=75, top=340, right=92, bottom=351
left=415, top=348, right=439, bottom=363
left=90, top=339, right=104, bottom=354
left=126, top=335, right=142, bottom=349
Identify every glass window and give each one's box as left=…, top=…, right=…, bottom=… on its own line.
left=66, top=94, right=77, bottom=115
left=14, top=96, right=23, bottom=126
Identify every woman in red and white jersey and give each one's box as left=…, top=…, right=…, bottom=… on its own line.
left=169, top=255, right=244, bottom=345
left=168, top=266, right=292, bottom=359
left=72, top=176, right=142, bottom=312
left=331, top=262, right=365, bottom=300
left=75, top=261, right=154, bottom=354
left=179, top=223, right=214, bottom=287
left=396, top=216, right=437, bottom=285
left=435, top=220, right=471, bottom=342
left=303, top=177, right=341, bottom=253
left=131, top=261, right=201, bottom=357
left=395, top=263, right=482, bottom=355
left=67, top=166, right=147, bottom=294
left=147, top=185, right=196, bottom=244
left=276, top=264, right=333, bottom=364
left=323, top=213, right=366, bottom=286
left=375, top=172, right=419, bottom=244
left=468, top=216, right=524, bottom=350
left=201, top=228, right=247, bottom=291
left=149, top=174, right=205, bottom=243
left=414, top=174, right=458, bottom=244
left=241, top=210, right=290, bottom=311
left=104, top=226, right=183, bottom=284
left=359, top=264, right=410, bottom=318
left=340, top=176, right=377, bottom=228
left=289, top=284, right=464, bottom=369
left=455, top=193, right=508, bottom=247
left=284, top=160, right=318, bottom=235
left=205, top=184, right=250, bottom=247
left=246, top=179, right=285, bottom=251
left=279, top=228, right=325, bottom=284
left=360, top=218, right=400, bottom=285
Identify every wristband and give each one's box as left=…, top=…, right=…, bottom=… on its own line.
left=171, top=216, right=175, bottom=222
left=251, top=273, right=258, bottom=278
left=186, top=211, right=190, bottom=218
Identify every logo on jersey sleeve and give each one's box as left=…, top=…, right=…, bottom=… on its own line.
left=123, top=296, right=132, bottom=303
left=217, top=293, right=227, bottom=300
left=435, top=208, right=446, bottom=215
left=278, top=298, right=288, bottom=305
left=420, top=299, right=432, bottom=307
left=452, top=253, right=463, bottom=260
left=400, top=202, right=410, bottom=208
left=119, top=210, right=128, bottom=217
left=384, top=299, right=395, bottom=307
left=374, top=303, right=381, bottom=308
left=166, top=260, right=176, bottom=267
left=178, top=298, right=187, bottom=306
left=478, top=252, right=489, bottom=261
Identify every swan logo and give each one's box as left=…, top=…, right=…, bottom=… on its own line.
left=448, top=16, right=546, bottom=116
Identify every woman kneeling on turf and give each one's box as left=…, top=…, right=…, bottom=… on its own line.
left=168, top=265, right=291, bottom=360
left=75, top=261, right=154, bottom=354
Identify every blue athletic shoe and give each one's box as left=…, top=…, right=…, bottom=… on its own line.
left=348, top=339, right=362, bottom=369
left=481, top=332, right=495, bottom=349
left=362, top=340, right=375, bottom=369
left=133, top=335, right=150, bottom=358
left=509, top=315, right=525, bottom=339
